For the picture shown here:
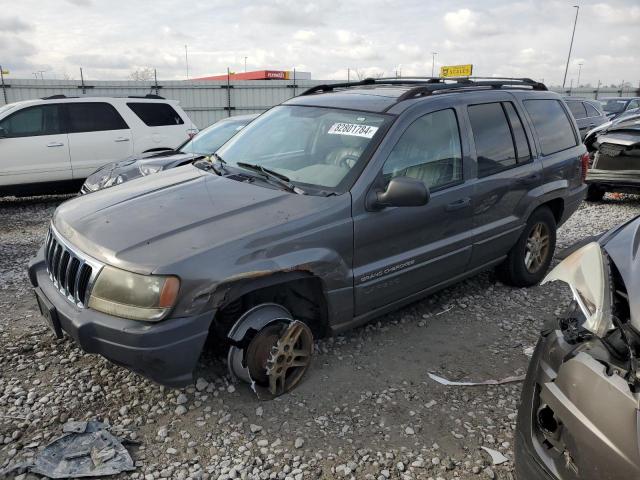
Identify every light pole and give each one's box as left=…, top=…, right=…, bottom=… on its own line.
left=184, top=45, right=190, bottom=80
left=431, top=52, right=438, bottom=77
left=577, top=62, right=583, bottom=87
left=562, top=5, right=580, bottom=88
left=244, top=56, right=248, bottom=72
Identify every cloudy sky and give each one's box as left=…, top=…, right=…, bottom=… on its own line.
left=1, top=0, right=639, bottom=86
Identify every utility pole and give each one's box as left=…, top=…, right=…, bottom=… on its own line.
left=184, top=45, right=190, bottom=80
left=80, top=67, right=86, bottom=94
left=431, top=52, right=438, bottom=77
left=562, top=5, right=580, bottom=88
left=577, top=62, right=583, bottom=87
left=0, top=65, right=7, bottom=104
left=244, top=56, right=247, bottom=72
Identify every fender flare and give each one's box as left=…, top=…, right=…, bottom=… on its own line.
left=227, top=303, right=293, bottom=344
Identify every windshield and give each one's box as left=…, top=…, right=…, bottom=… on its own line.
left=599, top=99, right=628, bottom=114
left=180, top=119, right=251, bottom=155
left=216, top=105, right=388, bottom=189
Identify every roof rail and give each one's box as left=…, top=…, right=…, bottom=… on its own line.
left=41, top=94, right=77, bottom=100
left=300, top=76, right=547, bottom=99
left=300, top=78, right=378, bottom=96
left=127, top=94, right=166, bottom=99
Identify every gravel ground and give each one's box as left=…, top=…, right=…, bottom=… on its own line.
left=1, top=194, right=640, bottom=480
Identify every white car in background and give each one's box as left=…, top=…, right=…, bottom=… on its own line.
left=0, top=95, right=197, bottom=196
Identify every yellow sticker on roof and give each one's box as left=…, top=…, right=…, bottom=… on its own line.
left=440, top=64, right=473, bottom=78
left=328, top=123, right=379, bottom=138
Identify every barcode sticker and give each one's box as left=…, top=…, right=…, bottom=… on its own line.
left=328, top=123, right=379, bottom=138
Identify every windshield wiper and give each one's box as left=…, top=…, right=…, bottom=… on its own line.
left=236, top=162, right=304, bottom=194
left=193, top=153, right=227, bottom=176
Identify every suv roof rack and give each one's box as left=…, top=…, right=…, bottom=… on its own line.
left=40, top=94, right=166, bottom=101
left=300, top=77, right=547, bottom=99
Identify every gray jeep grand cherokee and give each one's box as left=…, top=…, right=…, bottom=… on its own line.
left=29, top=77, right=587, bottom=396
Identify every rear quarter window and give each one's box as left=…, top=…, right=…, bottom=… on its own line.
left=127, top=102, right=185, bottom=127
left=523, top=99, right=578, bottom=156
left=584, top=102, right=602, bottom=117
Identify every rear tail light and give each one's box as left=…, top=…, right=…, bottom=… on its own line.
left=580, top=152, right=590, bottom=183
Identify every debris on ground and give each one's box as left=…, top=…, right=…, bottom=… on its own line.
left=427, top=372, right=526, bottom=386
left=2, top=421, right=135, bottom=479
left=480, top=446, right=509, bottom=465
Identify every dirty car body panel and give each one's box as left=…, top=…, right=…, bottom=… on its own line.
left=516, top=215, right=640, bottom=480
left=29, top=80, right=586, bottom=387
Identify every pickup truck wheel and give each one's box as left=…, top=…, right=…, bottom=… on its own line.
left=586, top=185, right=605, bottom=202
left=498, top=207, right=556, bottom=287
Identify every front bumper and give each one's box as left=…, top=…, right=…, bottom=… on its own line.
left=516, top=318, right=640, bottom=480
left=28, top=248, right=214, bottom=387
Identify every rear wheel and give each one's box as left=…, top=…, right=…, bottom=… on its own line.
left=497, top=207, right=557, bottom=287
left=586, top=184, right=605, bottom=202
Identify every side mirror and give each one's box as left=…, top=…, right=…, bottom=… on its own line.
left=0, top=127, right=7, bottom=138
left=369, top=176, right=430, bottom=210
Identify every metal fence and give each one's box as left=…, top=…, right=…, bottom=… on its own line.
left=1, top=78, right=639, bottom=128
left=0, top=78, right=335, bottom=128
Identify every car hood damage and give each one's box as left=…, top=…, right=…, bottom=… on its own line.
left=54, top=165, right=330, bottom=274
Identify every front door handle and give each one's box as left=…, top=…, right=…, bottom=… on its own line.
left=115, top=137, right=130, bottom=142
left=47, top=142, right=64, bottom=147
left=445, top=197, right=471, bottom=211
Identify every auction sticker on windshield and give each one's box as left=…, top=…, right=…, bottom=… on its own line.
left=328, top=123, right=379, bottom=138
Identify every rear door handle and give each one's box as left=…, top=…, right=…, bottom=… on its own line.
left=445, top=197, right=471, bottom=211
left=47, top=142, right=64, bottom=147
left=115, top=137, right=130, bottom=142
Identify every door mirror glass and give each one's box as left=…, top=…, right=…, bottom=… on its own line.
left=373, top=176, right=429, bottom=209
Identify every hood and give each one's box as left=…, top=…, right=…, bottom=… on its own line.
left=55, top=166, right=329, bottom=274
left=602, top=215, right=640, bottom=332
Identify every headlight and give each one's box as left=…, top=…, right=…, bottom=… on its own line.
left=138, top=164, right=164, bottom=176
left=542, top=242, right=613, bottom=337
left=88, top=266, right=180, bottom=322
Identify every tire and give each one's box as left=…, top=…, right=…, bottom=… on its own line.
left=586, top=185, right=605, bottom=202
left=497, top=207, right=557, bottom=287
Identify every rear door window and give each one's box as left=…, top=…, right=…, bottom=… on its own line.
left=523, top=99, right=578, bottom=156
left=584, top=102, right=602, bottom=117
left=566, top=101, right=587, bottom=119
left=67, top=103, right=129, bottom=133
left=503, top=102, right=531, bottom=163
left=468, top=102, right=517, bottom=177
left=127, top=102, right=184, bottom=126
left=0, top=104, right=62, bottom=137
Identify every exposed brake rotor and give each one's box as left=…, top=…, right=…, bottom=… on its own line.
left=227, top=320, right=313, bottom=400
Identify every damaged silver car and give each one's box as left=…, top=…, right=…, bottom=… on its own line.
left=516, top=216, right=640, bottom=479
left=584, top=111, right=640, bottom=201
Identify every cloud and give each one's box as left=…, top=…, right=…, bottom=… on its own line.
left=443, top=8, right=502, bottom=37
left=293, top=30, right=316, bottom=42
left=66, top=0, right=93, bottom=6
left=592, top=3, right=640, bottom=25
left=0, top=16, right=33, bottom=32
left=243, top=1, right=330, bottom=26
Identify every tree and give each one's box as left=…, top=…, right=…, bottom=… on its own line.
left=129, top=67, right=154, bottom=81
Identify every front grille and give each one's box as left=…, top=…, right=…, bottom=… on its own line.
left=44, top=227, right=100, bottom=307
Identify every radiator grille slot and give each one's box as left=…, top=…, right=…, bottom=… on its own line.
left=44, top=228, right=98, bottom=307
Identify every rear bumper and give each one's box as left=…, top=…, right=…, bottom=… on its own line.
left=28, top=248, right=214, bottom=387
left=586, top=169, right=640, bottom=191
